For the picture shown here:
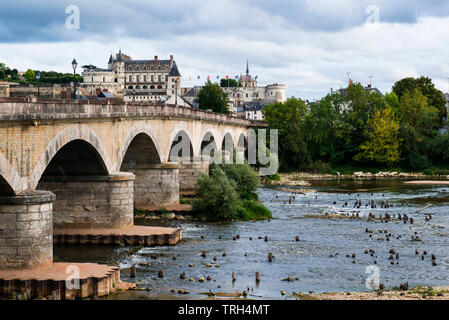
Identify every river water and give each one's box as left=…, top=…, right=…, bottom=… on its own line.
left=54, top=179, right=449, bottom=299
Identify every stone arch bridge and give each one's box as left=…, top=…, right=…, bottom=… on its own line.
left=0, top=98, right=264, bottom=270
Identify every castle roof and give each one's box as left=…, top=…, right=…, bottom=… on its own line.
left=168, top=61, right=181, bottom=77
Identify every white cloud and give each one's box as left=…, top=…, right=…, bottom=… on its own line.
left=1, top=3, right=449, bottom=100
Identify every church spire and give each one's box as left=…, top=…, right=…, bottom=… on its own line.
left=246, top=59, right=249, bottom=76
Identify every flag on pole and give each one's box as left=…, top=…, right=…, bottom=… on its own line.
left=226, top=75, right=229, bottom=79
left=216, top=75, right=219, bottom=79
left=244, top=75, right=248, bottom=79
left=197, top=75, right=200, bottom=79
left=207, top=75, right=210, bottom=80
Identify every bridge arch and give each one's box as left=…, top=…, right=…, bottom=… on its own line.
left=30, top=124, right=113, bottom=190
left=168, top=128, right=195, bottom=162
left=198, top=128, right=221, bottom=157
left=117, top=122, right=162, bottom=172
left=0, top=152, right=22, bottom=195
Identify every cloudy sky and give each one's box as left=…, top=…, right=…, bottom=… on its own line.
left=1, top=0, right=449, bottom=100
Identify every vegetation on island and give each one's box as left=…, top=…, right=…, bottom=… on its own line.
left=195, top=80, right=230, bottom=114
left=192, top=163, right=272, bottom=221
left=263, top=76, right=449, bottom=173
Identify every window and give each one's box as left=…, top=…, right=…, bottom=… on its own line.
left=158, top=75, right=161, bottom=82
left=136, top=75, right=140, bottom=83
left=129, top=75, right=132, bottom=83
left=165, top=75, right=168, bottom=82
left=151, top=75, right=154, bottom=82
left=143, top=75, right=146, bottom=82
left=103, top=77, right=105, bottom=82
left=91, top=77, right=93, bottom=82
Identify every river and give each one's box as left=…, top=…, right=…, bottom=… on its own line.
left=54, top=179, right=449, bottom=299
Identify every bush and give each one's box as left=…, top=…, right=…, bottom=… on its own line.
left=266, top=174, right=281, bottom=182
left=192, top=166, right=239, bottom=221
left=219, top=163, right=260, bottom=200
left=234, top=200, right=272, bottom=220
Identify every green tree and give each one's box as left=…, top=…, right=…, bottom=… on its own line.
left=220, top=78, right=240, bottom=87
left=195, top=80, right=230, bottom=114
left=263, top=97, right=310, bottom=170
left=396, top=89, right=439, bottom=169
left=24, top=69, right=35, bottom=82
left=392, top=77, right=446, bottom=126
left=355, top=107, right=402, bottom=165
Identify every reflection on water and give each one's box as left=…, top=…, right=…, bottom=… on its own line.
left=54, top=179, right=449, bottom=300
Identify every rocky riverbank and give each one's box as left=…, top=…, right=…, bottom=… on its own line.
left=297, top=286, right=449, bottom=300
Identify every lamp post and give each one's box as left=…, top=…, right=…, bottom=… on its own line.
left=72, top=59, right=77, bottom=100
left=36, top=72, right=40, bottom=98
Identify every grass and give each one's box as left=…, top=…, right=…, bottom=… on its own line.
left=234, top=200, right=272, bottom=221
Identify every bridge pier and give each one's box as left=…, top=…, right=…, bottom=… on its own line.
left=0, top=190, right=55, bottom=270
left=128, top=162, right=180, bottom=208
left=37, top=173, right=134, bottom=229
left=178, top=156, right=210, bottom=193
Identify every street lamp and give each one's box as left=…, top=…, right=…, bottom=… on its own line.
left=36, top=72, right=40, bottom=98
left=72, top=59, right=78, bottom=99
left=132, top=89, right=136, bottom=102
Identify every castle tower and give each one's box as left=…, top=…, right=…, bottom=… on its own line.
left=114, top=49, right=125, bottom=98
left=168, top=59, right=182, bottom=96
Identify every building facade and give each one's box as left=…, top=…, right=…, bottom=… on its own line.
left=82, top=50, right=182, bottom=102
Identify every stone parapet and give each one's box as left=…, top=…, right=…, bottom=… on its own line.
left=0, top=99, right=266, bottom=127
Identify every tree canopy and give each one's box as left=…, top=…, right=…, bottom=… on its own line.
left=263, top=77, right=448, bottom=171
left=195, top=80, right=230, bottom=114
left=220, top=78, right=240, bottom=88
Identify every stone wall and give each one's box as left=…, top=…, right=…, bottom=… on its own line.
left=0, top=190, right=55, bottom=270
left=37, top=173, right=134, bottom=229
left=178, top=156, right=209, bottom=192
left=128, top=163, right=180, bottom=208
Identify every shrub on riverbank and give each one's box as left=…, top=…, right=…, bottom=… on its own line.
left=219, top=163, right=259, bottom=200
left=192, top=164, right=271, bottom=221
left=192, top=166, right=239, bottom=221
